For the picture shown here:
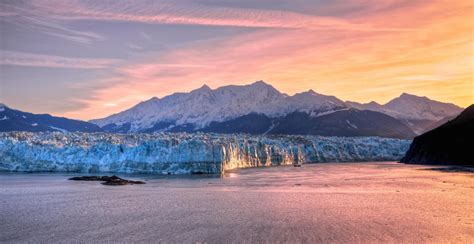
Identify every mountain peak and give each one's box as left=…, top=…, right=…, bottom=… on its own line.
left=253, top=80, right=267, bottom=85
left=399, top=92, right=426, bottom=99
left=192, top=84, right=212, bottom=93
left=307, top=89, right=317, bottom=94
left=384, top=92, right=463, bottom=121
left=295, top=89, right=318, bottom=97
left=139, top=97, right=159, bottom=105
left=247, top=81, right=281, bottom=96
left=384, top=93, right=433, bottom=108
left=250, top=80, right=274, bottom=88
left=367, top=101, right=381, bottom=106
left=200, top=84, right=211, bottom=90
left=391, top=93, right=454, bottom=106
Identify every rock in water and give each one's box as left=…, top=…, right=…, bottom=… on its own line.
left=68, top=176, right=105, bottom=181
left=401, top=105, right=474, bottom=165
left=68, top=175, right=145, bottom=186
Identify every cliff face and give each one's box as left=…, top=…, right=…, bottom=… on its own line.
left=401, top=105, right=474, bottom=165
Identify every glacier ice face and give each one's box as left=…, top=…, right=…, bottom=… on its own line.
left=0, top=132, right=411, bottom=174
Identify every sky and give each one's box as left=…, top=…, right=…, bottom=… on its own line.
left=0, top=0, right=472, bottom=120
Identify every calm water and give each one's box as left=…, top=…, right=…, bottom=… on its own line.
left=1, top=162, right=473, bottom=242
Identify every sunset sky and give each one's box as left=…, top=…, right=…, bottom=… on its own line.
left=1, top=0, right=473, bottom=120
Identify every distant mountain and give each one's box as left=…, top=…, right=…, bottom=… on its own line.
left=346, top=93, right=463, bottom=134
left=0, top=104, right=102, bottom=133
left=401, top=105, right=474, bottom=165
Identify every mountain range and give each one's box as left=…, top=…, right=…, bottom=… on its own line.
left=90, top=81, right=462, bottom=138
left=0, top=81, right=464, bottom=138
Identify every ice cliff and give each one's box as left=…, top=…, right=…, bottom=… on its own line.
left=0, top=132, right=410, bottom=174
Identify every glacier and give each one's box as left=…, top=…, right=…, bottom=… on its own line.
left=0, top=132, right=411, bottom=174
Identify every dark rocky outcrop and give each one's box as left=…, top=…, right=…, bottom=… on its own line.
left=68, top=175, right=145, bottom=186
left=401, top=105, right=474, bottom=165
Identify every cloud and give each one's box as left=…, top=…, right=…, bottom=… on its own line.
left=0, top=50, right=120, bottom=69
left=5, top=0, right=414, bottom=32
left=0, top=1, right=104, bottom=44
left=3, top=0, right=472, bottom=120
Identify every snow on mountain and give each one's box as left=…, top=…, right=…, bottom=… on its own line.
left=347, top=93, right=463, bottom=121
left=90, top=81, right=462, bottom=135
left=384, top=93, right=463, bottom=121
left=346, top=93, right=463, bottom=134
left=0, top=132, right=411, bottom=174
left=274, top=90, right=347, bottom=116
left=91, top=81, right=346, bottom=132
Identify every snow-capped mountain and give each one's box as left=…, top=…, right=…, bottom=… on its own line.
left=0, top=104, right=102, bottom=133
left=1, top=81, right=461, bottom=138
left=346, top=93, right=463, bottom=134
left=90, top=81, right=462, bottom=137
left=91, top=81, right=347, bottom=132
